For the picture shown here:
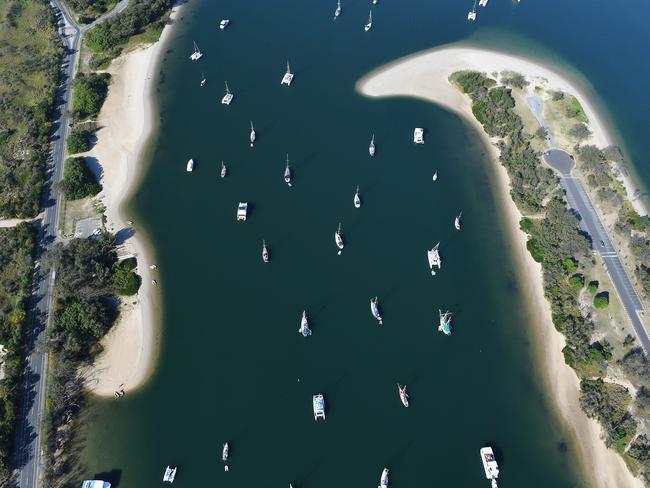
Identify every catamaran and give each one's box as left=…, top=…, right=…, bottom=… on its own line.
left=370, top=296, right=383, bottom=325
left=250, top=121, right=256, bottom=147
left=414, top=127, right=424, bottom=144
left=468, top=1, right=477, bottom=20
left=220, top=161, right=227, bottom=178
left=190, top=41, right=202, bottom=61
left=222, top=81, right=233, bottom=105
left=480, top=446, right=499, bottom=488
left=379, top=468, right=389, bottom=488
left=219, top=19, right=230, bottom=29
left=200, top=72, right=206, bottom=86
left=281, top=60, right=294, bottom=86
left=163, top=466, right=177, bottom=483
left=82, top=481, right=111, bottom=488
left=432, top=170, right=438, bottom=181
left=222, top=442, right=229, bottom=462
left=335, top=222, right=344, bottom=255
left=438, top=309, right=452, bottom=336
left=333, top=0, right=341, bottom=19
left=369, top=134, right=376, bottom=156
left=313, top=394, right=326, bottom=420
left=262, top=240, right=269, bottom=262
left=479, top=0, right=488, bottom=6
left=299, top=310, right=312, bottom=337
left=427, top=243, right=441, bottom=276
left=398, top=384, right=409, bottom=407
left=364, top=10, right=372, bottom=31
left=186, top=159, right=194, bottom=172
left=284, top=154, right=292, bottom=186
left=237, top=202, right=248, bottom=221
left=354, top=185, right=361, bottom=208
left=455, top=212, right=462, bottom=230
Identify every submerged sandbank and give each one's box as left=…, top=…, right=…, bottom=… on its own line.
left=83, top=4, right=184, bottom=397
left=358, top=45, right=643, bottom=488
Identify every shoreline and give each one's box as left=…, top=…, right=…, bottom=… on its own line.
left=357, top=44, right=643, bottom=488
left=82, top=4, right=183, bottom=397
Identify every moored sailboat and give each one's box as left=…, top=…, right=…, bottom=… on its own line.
left=468, top=0, right=477, bottom=20
left=364, top=10, right=372, bottom=31
left=284, top=154, right=292, bottom=186
left=262, top=240, right=269, bottom=263
left=379, top=467, right=389, bottom=488
left=222, top=442, right=229, bottom=462
left=370, top=296, right=383, bottom=325
left=455, top=212, right=462, bottom=230
left=369, top=134, right=376, bottom=156
left=222, top=80, right=233, bottom=105
left=220, top=160, right=227, bottom=178
left=186, top=159, right=194, bottom=172
left=335, top=222, right=344, bottom=255
left=299, top=310, right=312, bottom=337
left=427, top=243, right=441, bottom=276
left=333, top=0, right=341, bottom=19
left=398, top=384, right=409, bottom=407
left=438, top=309, right=452, bottom=336
left=432, top=170, right=438, bottom=181
left=190, top=41, right=202, bottom=61
left=200, top=72, right=206, bottom=86
left=250, top=121, right=256, bottom=147
left=354, top=185, right=361, bottom=208
left=281, top=60, right=294, bottom=86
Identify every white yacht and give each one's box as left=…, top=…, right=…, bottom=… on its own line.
left=250, top=121, right=256, bottom=147
left=281, top=60, right=294, bottom=86
left=455, top=212, right=462, bottom=230
left=364, top=10, right=372, bottom=31
left=369, top=134, right=376, bottom=156
left=222, top=442, right=229, bottom=462
left=222, top=80, right=233, bottom=105
left=237, top=202, right=248, bottom=221
left=299, top=310, right=312, bottom=337
left=354, top=185, right=361, bottom=208
left=432, top=170, right=438, bottom=181
left=480, top=447, right=499, bottom=488
left=219, top=19, right=230, bottom=29
left=370, top=296, right=383, bottom=325
left=427, top=243, right=441, bottom=275
left=335, top=222, right=344, bottom=255
left=190, top=41, right=202, bottom=61
left=334, top=0, right=341, bottom=19
left=479, top=0, right=488, bottom=6
left=468, top=2, right=477, bottom=21
left=262, top=240, right=269, bottom=262
left=373, top=0, right=379, bottom=4
left=163, top=466, right=177, bottom=483
left=413, top=127, right=424, bottom=144
left=313, top=394, right=326, bottom=420
left=438, top=309, right=452, bottom=336
left=284, top=154, right=292, bottom=186
left=221, top=161, right=227, bottom=178
left=200, top=72, right=206, bottom=86
left=82, top=481, right=111, bottom=488
left=186, top=158, right=194, bottom=172
left=379, top=468, right=389, bottom=488
left=398, top=384, right=409, bottom=407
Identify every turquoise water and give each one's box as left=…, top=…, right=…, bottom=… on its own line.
left=80, top=0, right=650, bottom=486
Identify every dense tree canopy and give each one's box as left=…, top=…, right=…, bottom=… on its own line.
left=59, top=157, right=101, bottom=200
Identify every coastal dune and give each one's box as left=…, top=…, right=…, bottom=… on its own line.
left=358, top=45, right=642, bottom=488
left=83, top=4, right=183, bottom=396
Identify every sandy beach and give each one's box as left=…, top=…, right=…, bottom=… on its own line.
left=82, top=4, right=183, bottom=397
left=358, top=45, right=643, bottom=488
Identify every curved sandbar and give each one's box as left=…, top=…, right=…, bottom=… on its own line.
left=82, top=3, right=184, bottom=397
left=357, top=45, right=643, bottom=488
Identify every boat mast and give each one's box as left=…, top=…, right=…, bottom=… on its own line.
left=225, top=80, right=230, bottom=94
left=286, top=60, right=291, bottom=74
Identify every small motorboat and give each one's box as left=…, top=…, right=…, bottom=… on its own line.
left=364, top=10, right=372, bottom=31
left=379, top=467, right=389, bottom=488
left=369, top=134, right=376, bottom=156
left=427, top=243, right=441, bottom=276
left=221, top=161, right=227, bottom=178
left=480, top=446, right=499, bottom=488
left=262, top=240, right=269, bottom=262
left=354, top=186, right=361, bottom=208
left=333, top=0, right=341, bottom=19
left=370, top=296, right=383, bottom=325
left=250, top=121, right=256, bottom=147
left=186, top=158, right=194, bottom=172
left=219, top=19, right=230, bottom=29
left=335, top=222, right=344, bottom=255
left=455, top=212, right=462, bottom=230
left=222, top=80, right=233, bottom=105
left=479, top=0, right=488, bottom=6
left=299, top=310, right=312, bottom=337
left=222, top=442, right=229, bottom=462
left=284, top=154, right=292, bottom=186
left=162, top=466, right=177, bottom=483
left=438, top=309, right=452, bottom=336
left=398, top=384, right=409, bottom=407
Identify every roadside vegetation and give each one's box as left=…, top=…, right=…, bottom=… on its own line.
left=0, top=224, right=35, bottom=482
left=0, top=0, right=63, bottom=218
left=41, top=232, right=139, bottom=484
left=65, top=0, right=113, bottom=24
left=58, top=157, right=101, bottom=200
left=452, top=70, right=650, bottom=483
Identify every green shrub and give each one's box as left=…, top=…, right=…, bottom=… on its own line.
left=72, top=73, right=110, bottom=118
left=594, top=292, right=609, bottom=309
left=569, top=274, right=585, bottom=290
left=112, top=258, right=140, bottom=296
left=527, top=238, right=544, bottom=262
left=587, top=280, right=599, bottom=293
left=563, top=257, right=578, bottom=274
left=66, top=128, right=92, bottom=154
left=60, top=157, right=101, bottom=200
left=519, top=217, right=533, bottom=233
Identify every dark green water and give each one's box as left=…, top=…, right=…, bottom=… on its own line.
left=80, top=0, right=650, bottom=486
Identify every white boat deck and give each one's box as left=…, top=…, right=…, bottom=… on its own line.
left=313, top=394, right=326, bottom=420
left=413, top=128, right=424, bottom=144
left=237, top=202, right=248, bottom=221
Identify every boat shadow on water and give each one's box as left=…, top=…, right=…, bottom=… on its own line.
left=92, top=469, right=122, bottom=487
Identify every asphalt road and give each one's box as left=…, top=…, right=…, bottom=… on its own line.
left=544, top=149, right=649, bottom=353
left=13, top=1, right=128, bottom=487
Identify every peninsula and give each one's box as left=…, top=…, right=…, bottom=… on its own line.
left=358, top=45, right=650, bottom=487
